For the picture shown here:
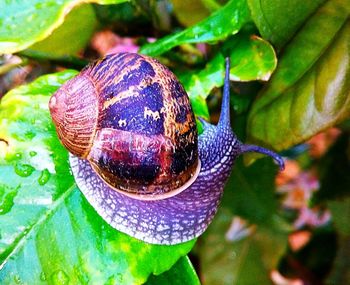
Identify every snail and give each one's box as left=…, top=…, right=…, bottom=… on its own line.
left=49, top=52, right=284, bottom=245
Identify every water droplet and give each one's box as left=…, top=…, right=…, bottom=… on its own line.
left=25, top=130, right=36, bottom=140
left=40, top=271, right=47, bottom=281
left=29, top=151, right=37, bottom=157
left=13, top=275, right=22, bottom=284
left=51, top=270, right=69, bottom=285
left=14, top=163, right=35, bottom=177
left=5, top=152, right=22, bottom=162
left=116, top=273, right=123, bottom=282
left=0, top=184, right=19, bottom=215
left=105, top=274, right=120, bottom=285
left=38, top=169, right=50, bottom=186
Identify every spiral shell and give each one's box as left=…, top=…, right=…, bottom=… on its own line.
left=49, top=52, right=199, bottom=200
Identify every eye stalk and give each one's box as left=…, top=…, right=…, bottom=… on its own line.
left=217, top=57, right=285, bottom=171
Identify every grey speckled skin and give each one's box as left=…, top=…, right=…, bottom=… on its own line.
left=70, top=58, right=284, bottom=245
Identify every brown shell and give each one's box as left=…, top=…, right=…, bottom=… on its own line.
left=49, top=52, right=199, bottom=200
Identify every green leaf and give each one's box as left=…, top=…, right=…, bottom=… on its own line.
left=315, top=133, right=350, bottom=202
left=329, top=198, right=350, bottom=236
left=247, top=0, right=325, bottom=49
left=0, top=0, right=129, bottom=54
left=178, top=34, right=276, bottom=119
left=326, top=233, right=350, bottom=285
left=0, top=72, right=196, bottom=284
left=247, top=2, right=350, bottom=151
left=146, top=256, right=200, bottom=285
left=227, top=34, right=277, bottom=82
left=140, top=0, right=251, bottom=56
left=326, top=197, right=350, bottom=284
left=27, top=4, right=97, bottom=57
left=222, top=157, right=281, bottom=226
left=313, top=134, right=350, bottom=284
left=198, top=208, right=288, bottom=285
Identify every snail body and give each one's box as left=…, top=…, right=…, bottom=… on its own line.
left=49, top=53, right=284, bottom=245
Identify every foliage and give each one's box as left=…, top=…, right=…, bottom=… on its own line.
left=0, top=0, right=349, bottom=284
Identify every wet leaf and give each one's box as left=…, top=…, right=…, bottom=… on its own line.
left=140, top=0, right=251, bottom=56
left=0, top=71, right=196, bottom=284
left=0, top=0, right=128, bottom=54
left=227, top=34, right=277, bottom=82
left=247, top=2, right=350, bottom=151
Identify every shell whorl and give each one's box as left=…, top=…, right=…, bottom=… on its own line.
left=49, top=74, right=99, bottom=158
left=50, top=52, right=199, bottom=199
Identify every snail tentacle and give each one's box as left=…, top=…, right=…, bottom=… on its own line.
left=239, top=144, right=285, bottom=170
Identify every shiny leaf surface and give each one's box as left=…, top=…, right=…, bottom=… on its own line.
left=247, top=2, right=350, bottom=151
left=0, top=0, right=128, bottom=54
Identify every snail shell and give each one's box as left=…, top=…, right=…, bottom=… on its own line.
left=49, top=53, right=200, bottom=200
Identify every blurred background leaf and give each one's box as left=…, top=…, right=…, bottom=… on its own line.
left=315, top=133, right=350, bottom=201
left=171, top=0, right=211, bottom=27
left=198, top=208, right=288, bottom=285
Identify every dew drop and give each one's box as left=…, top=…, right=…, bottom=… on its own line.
left=6, top=152, right=22, bottom=162
left=38, top=169, right=50, bottom=186
left=13, top=275, right=22, bottom=284
left=117, top=273, right=123, bottom=282
left=25, top=130, right=36, bottom=140
left=0, top=184, right=19, bottom=215
left=14, top=163, right=35, bottom=177
left=51, top=270, right=69, bottom=285
left=40, top=271, right=47, bottom=281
